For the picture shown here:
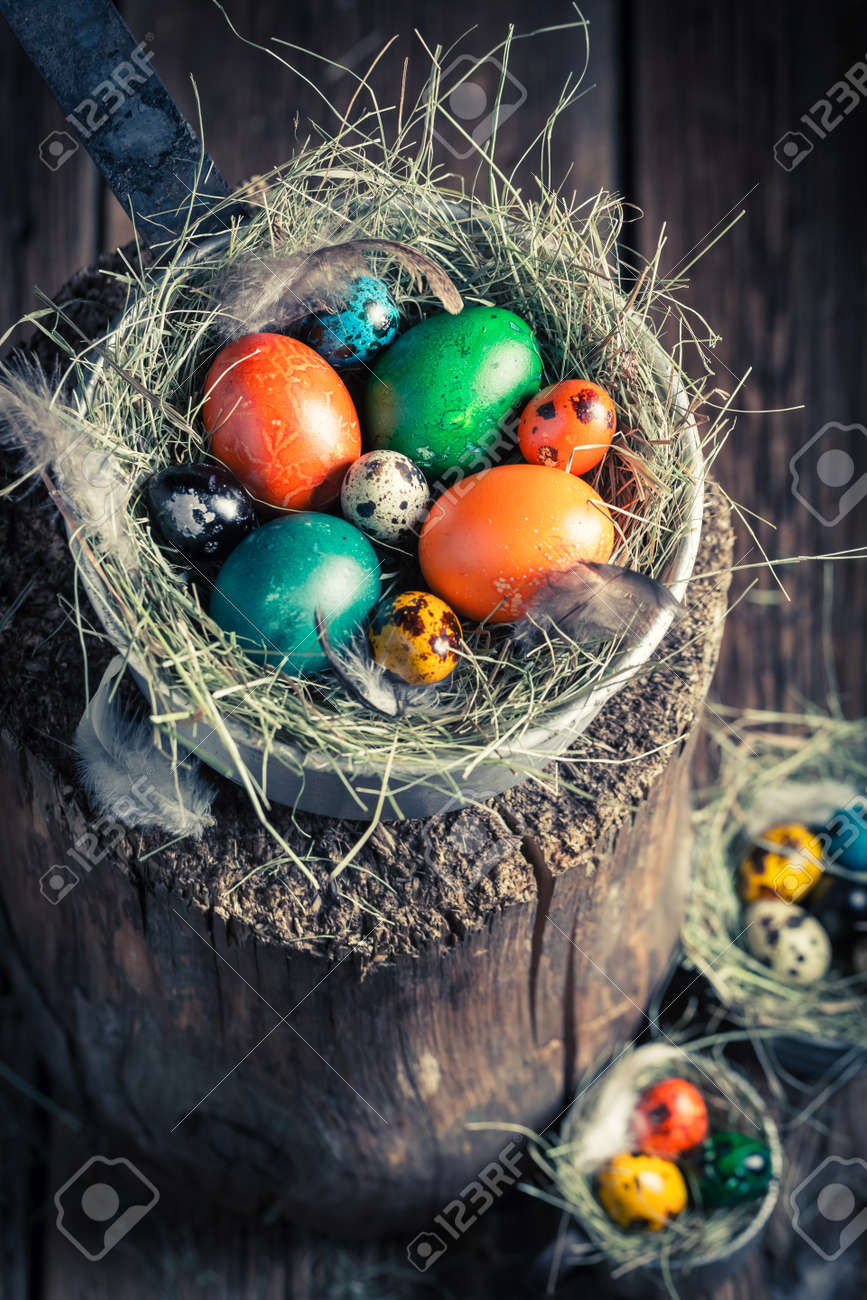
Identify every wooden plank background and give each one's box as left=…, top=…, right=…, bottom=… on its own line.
left=0, top=2, right=865, bottom=1297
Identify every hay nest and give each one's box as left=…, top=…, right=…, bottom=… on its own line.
left=1, top=37, right=728, bottom=865
left=683, top=709, right=867, bottom=1050
left=507, top=1043, right=781, bottom=1294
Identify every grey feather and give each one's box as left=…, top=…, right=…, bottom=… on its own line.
left=315, top=610, right=439, bottom=719
left=212, top=237, right=463, bottom=340
left=0, top=359, right=137, bottom=569
left=75, top=658, right=215, bottom=839
left=513, top=561, right=680, bottom=651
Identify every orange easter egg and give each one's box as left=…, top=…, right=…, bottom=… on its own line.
left=633, top=1077, right=709, bottom=1159
left=418, top=464, right=615, bottom=622
left=202, top=332, right=361, bottom=511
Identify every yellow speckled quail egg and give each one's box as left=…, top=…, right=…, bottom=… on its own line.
left=368, top=590, right=461, bottom=685
left=596, top=1153, right=688, bottom=1231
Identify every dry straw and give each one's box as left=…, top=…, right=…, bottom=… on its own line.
left=2, top=17, right=740, bottom=868
left=683, top=707, right=867, bottom=1049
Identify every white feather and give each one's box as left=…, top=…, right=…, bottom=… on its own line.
left=565, top=1044, right=684, bottom=1171
left=743, top=780, right=862, bottom=838
left=75, top=658, right=215, bottom=839
left=0, top=359, right=137, bottom=570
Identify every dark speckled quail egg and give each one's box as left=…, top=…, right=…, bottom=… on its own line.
left=146, top=462, right=257, bottom=564
left=340, top=450, right=430, bottom=545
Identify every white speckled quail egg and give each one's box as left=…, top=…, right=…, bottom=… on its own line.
left=744, top=899, right=795, bottom=961
left=340, top=450, right=430, bottom=545
left=745, top=900, right=831, bottom=984
left=771, top=912, right=831, bottom=984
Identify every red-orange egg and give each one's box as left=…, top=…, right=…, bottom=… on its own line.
left=202, top=332, right=361, bottom=510
left=633, top=1078, right=709, bottom=1159
left=418, top=464, right=615, bottom=623
left=518, top=379, right=616, bottom=475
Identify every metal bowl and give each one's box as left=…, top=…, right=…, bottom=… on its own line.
left=75, top=231, right=705, bottom=821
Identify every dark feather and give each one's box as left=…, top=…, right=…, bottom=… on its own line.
left=513, top=562, right=680, bottom=651
left=213, top=238, right=463, bottom=340
left=315, top=610, right=439, bottom=718
left=328, top=239, right=463, bottom=314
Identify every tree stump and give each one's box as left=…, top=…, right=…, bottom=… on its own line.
left=0, top=258, right=734, bottom=1237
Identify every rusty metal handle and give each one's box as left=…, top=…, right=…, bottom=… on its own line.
left=0, top=0, right=238, bottom=238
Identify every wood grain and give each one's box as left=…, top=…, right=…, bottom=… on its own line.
left=0, top=10, right=98, bottom=349
left=630, top=0, right=867, bottom=717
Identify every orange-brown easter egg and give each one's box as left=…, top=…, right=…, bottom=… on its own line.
left=203, top=332, right=361, bottom=510
left=418, top=464, right=615, bottom=622
left=518, top=379, right=616, bottom=475
left=633, top=1078, right=709, bottom=1159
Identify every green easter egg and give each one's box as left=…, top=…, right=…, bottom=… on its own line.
left=210, top=513, right=381, bottom=675
left=365, top=306, right=542, bottom=480
left=691, top=1132, right=773, bottom=1208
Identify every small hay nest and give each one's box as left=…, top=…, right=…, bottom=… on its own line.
left=521, top=1043, right=782, bottom=1297
left=683, top=709, right=867, bottom=1068
left=5, top=47, right=719, bottom=830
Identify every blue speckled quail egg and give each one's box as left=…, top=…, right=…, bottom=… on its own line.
left=340, top=450, right=430, bottom=545
left=300, top=275, right=399, bottom=368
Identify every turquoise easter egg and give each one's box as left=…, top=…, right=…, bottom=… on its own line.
left=210, top=514, right=381, bottom=675
left=365, top=306, right=543, bottom=480
left=300, top=276, right=399, bottom=368
left=827, top=806, right=867, bottom=872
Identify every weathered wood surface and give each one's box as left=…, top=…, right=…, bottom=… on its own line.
left=631, top=0, right=867, bottom=720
